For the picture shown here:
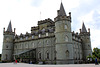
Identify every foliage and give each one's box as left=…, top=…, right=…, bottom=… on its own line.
left=92, top=47, right=100, bottom=59
left=87, top=47, right=100, bottom=63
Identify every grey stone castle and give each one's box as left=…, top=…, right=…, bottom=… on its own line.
left=2, top=2, right=92, bottom=64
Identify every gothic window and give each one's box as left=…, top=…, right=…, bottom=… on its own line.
left=66, top=50, right=69, bottom=57
left=46, top=51, right=49, bottom=59
left=64, top=25, right=67, bottom=29
left=47, top=52, right=49, bottom=59
left=65, top=35, right=68, bottom=42
left=38, top=52, right=41, bottom=59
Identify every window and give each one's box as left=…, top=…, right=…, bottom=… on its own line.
left=32, top=42, right=34, bottom=48
left=6, top=45, right=8, bottom=48
left=46, top=33, right=48, bottom=36
left=64, top=25, right=67, bottom=29
left=47, top=52, right=49, bottom=59
left=38, top=52, right=41, bottom=59
left=46, top=40, right=49, bottom=45
left=39, top=34, right=41, bottom=38
left=66, top=50, right=69, bottom=56
left=65, top=35, right=68, bottom=42
left=25, top=43, right=28, bottom=48
left=46, top=51, right=49, bottom=59
left=5, top=54, right=8, bottom=60
left=20, top=37, right=22, bottom=40
left=26, top=36, right=28, bottom=40
left=32, top=35, right=34, bottom=39
left=38, top=42, right=41, bottom=46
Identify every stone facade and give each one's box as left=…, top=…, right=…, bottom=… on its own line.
left=1, top=2, right=92, bottom=64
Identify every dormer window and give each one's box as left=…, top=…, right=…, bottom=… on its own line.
left=32, top=35, right=34, bottom=39
left=46, top=33, right=48, bottom=36
left=20, top=37, right=22, bottom=40
left=26, top=36, right=28, bottom=40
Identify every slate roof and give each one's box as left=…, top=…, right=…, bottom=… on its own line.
left=58, top=2, right=66, bottom=16
left=81, top=23, right=87, bottom=32
left=7, top=20, right=12, bottom=32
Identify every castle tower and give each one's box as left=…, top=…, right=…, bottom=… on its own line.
left=2, top=21, right=15, bottom=62
left=80, top=23, right=92, bottom=61
left=54, top=2, right=74, bottom=64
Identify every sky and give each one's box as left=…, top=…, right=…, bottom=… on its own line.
left=0, top=0, right=100, bottom=54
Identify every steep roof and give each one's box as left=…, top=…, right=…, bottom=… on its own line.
left=7, top=20, right=12, bottom=32
left=58, top=2, right=66, bottom=16
left=81, top=23, right=87, bottom=32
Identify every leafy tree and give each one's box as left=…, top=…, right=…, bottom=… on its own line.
left=87, top=47, right=100, bottom=63
left=92, top=47, right=100, bottom=59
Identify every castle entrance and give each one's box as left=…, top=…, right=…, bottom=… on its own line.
left=14, top=49, right=36, bottom=63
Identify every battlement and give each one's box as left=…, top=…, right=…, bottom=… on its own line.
left=79, top=28, right=90, bottom=36
left=38, top=18, right=54, bottom=25
left=3, top=28, right=15, bottom=35
left=54, top=12, right=71, bottom=22
left=72, top=31, right=82, bottom=42
left=15, top=28, right=55, bottom=42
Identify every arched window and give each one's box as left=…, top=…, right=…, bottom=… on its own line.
left=38, top=52, right=41, bottom=60
left=65, top=35, right=68, bottom=42
left=66, top=50, right=69, bottom=57
left=46, top=51, right=49, bottom=60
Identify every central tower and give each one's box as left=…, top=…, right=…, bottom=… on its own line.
left=54, top=2, right=74, bottom=64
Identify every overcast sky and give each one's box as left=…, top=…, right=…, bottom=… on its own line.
left=0, top=0, right=100, bottom=54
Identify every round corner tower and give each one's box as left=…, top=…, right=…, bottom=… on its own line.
left=80, top=23, right=92, bottom=61
left=54, top=2, right=74, bottom=64
left=1, top=21, right=15, bottom=62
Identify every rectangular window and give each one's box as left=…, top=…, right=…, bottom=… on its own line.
left=46, top=33, right=48, bottom=36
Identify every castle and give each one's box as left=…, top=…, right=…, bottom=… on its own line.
left=1, top=2, right=92, bottom=64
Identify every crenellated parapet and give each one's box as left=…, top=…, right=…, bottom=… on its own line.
left=72, top=31, right=82, bottom=43
left=79, top=28, right=90, bottom=36
left=3, top=27, right=15, bottom=35
left=54, top=12, right=71, bottom=22
left=15, top=28, right=55, bottom=42
left=38, top=18, right=54, bottom=25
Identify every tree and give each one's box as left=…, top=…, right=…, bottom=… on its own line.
left=87, top=47, right=100, bottom=63
left=92, top=47, right=100, bottom=59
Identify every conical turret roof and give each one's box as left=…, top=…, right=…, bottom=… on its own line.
left=81, top=23, right=87, bottom=32
left=58, top=2, right=66, bottom=16
left=7, top=20, right=12, bottom=32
